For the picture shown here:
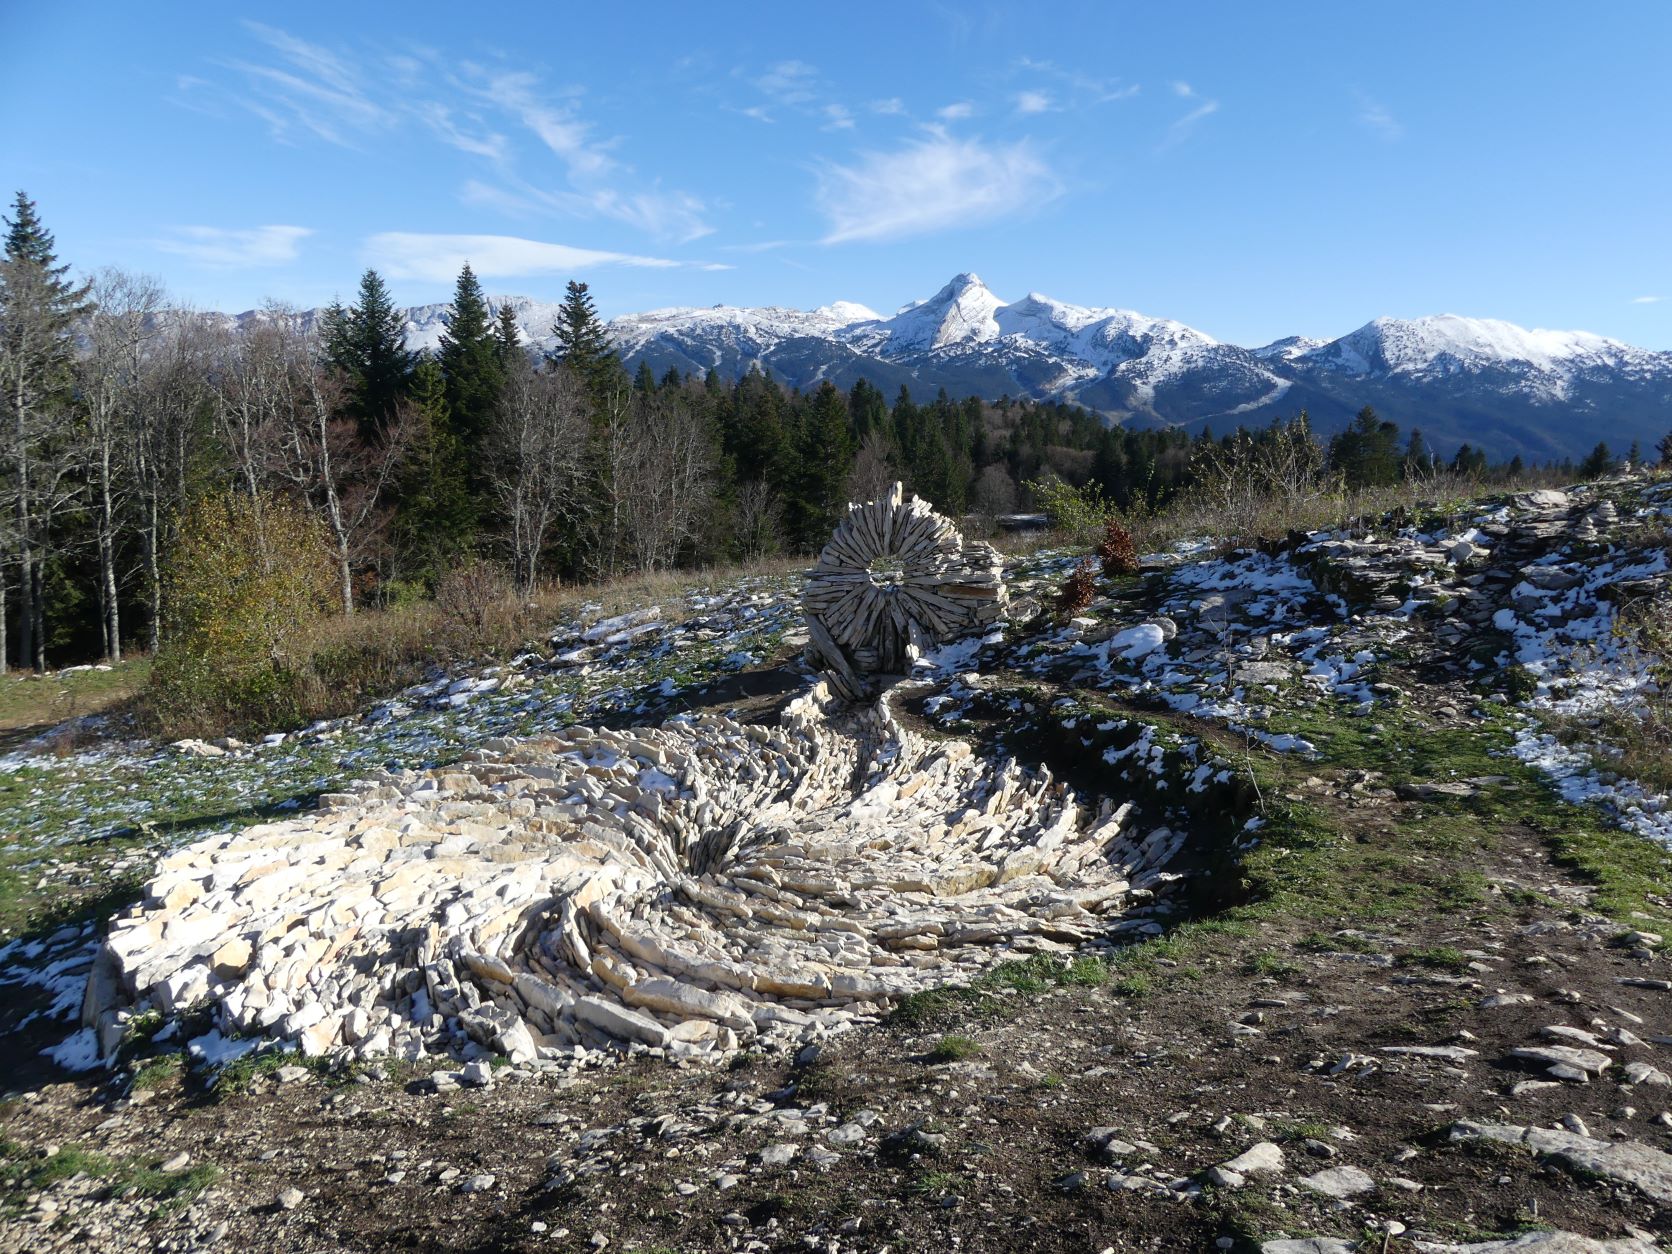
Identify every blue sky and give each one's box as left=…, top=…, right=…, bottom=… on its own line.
left=4, top=2, right=1669, bottom=347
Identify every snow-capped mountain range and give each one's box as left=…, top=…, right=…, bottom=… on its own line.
left=253, top=273, right=1672, bottom=461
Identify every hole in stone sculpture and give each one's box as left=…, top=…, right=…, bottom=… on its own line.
left=867, top=553, right=908, bottom=588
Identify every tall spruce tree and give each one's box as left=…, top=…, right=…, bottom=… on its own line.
left=1579, top=441, right=1614, bottom=478
left=392, top=357, right=475, bottom=584
left=548, top=280, right=614, bottom=397
left=783, top=381, right=854, bottom=549
left=0, top=192, right=92, bottom=671
left=436, top=263, right=504, bottom=472
left=322, top=271, right=416, bottom=436
left=493, top=302, right=523, bottom=367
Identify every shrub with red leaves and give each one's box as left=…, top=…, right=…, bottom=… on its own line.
left=1097, top=517, right=1139, bottom=578
left=1055, top=557, right=1097, bottom=616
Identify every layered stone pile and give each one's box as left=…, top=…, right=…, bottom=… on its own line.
left=81, top=681, right=1175, bottom=1067
left=803, top=482, right=1007, bottom=699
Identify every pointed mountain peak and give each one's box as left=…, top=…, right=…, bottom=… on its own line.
left=883, top=273, right=1005, bottom=351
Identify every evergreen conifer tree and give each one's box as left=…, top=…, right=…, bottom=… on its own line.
left=436, top=263, right=504, bottom=471
left=0, top=191, right=92, bottom=670
left=1579, top=441, right=1614, bottom=478
left=493, top=302, right=522, bottom=367
left=549, top=280, right=613, bottom=394
left=392, top=357, right=475, bottom=583
left=323, top=269, right=415, bottom=436
left=783, top=381, right=854, bottom=549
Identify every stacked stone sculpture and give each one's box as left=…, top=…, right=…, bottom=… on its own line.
left=802, top=482, right=1007, bottom=699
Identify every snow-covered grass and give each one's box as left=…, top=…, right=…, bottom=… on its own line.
left=0, top=570, right=803, bottom=944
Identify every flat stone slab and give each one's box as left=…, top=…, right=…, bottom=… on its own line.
left=1415, top=1233, right=1663, bottom=1252
left=1299, top=1164, right=1376, bottom=1200
left=1450, top=1121, right=1672, bottom=1206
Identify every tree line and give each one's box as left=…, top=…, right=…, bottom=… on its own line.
left=0, top=191, right=1621, bottom=673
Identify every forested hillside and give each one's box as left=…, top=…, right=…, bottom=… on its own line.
left=0, top=193, right=1636, bottom=672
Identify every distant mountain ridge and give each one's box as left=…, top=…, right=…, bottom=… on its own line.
left=236, top=274, right=1672, bottom=462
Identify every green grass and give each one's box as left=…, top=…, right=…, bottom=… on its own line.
left=890, top=953, right=1111, bottom=1026
left=926, top=1034, right=981, bottom=1063
left=0, top=660, right=150, bottom=737
left=1244, top=952, right=1302, bottom=978
left=885, top=675, right=1672, bottom=1054
left=1397, top=945, right=1471, bottom=971
left=129, top=1053, right=184, bottom=1092
left=910, top=1170, right=967, bottom=1197
left=211, top=1047, right=335, bottom=1097
left=1300, top=930, right=1379, bottom=954
left=1111, top=972, right=1151, bottom=998
left=0, top=1139, right=218, bottom=1218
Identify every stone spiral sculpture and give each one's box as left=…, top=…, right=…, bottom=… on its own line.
left=803, top=483, right=1008, bottom=699
left=71, top=499, right=1182, bottom=1072
left=79, top=684, right=1177, bottom=1068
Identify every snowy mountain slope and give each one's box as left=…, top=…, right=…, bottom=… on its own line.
left=235, top=278, right=1672, bottom=461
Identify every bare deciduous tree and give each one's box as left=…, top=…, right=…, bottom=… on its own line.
left=846, top=428, right=897, bottom=505
left=491, top=361, right=590, bottom=591
left=268, top=335, right=409, bottom=614
left=732, top=479, right=783, bottom=562
left=129, top=313, right=214, bottom=652
left=81, top=268, right=165, bottom=660
left=619, top=385, right=715, bottom=573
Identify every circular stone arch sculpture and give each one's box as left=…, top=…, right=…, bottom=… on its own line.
left=802, top=482, right=1006, bottom=699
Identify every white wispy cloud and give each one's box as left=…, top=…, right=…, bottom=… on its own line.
left=816, top=132, right=1059, bottom=244
left=211, top=25, right=712, bottom=244
left=1014, top=90, right=1053, bottom=115
left=870, top=97, right=906, bottom=116
left=413, top=100, right=509, bottom=162
left=227, top=22, right=391, bottom=146
left=1632, top=295, right=1663, bottom=304
left=822, top=103, right=855, bottom=131
left=153, top=225, right=312, bottom=268
left=364, top=232, right=729, bottom=283
left=1355, top=92, right=1403, bottom=141
left=754, top=60, right=820, bottom=106
left=1015, top=58, right=1138, bottom=106
left=935, top=101, right=975, bottom=121
left=1161, top=81, right=1219, bottom=147
left=469, top=69, right=615, bottom=180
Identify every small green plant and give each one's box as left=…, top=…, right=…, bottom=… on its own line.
left=1023, top=477, right=1115, bottom=537
left=1112, top=971, right=1151, bottom=997
left=1397, top=945, right=1471, bottom=971
left=911, top=1169, right=967, bottom=1196
left=1244, top=951, right=1301, bottom=978
left=129, top=1053, right=183, bottom=1092
left=926, top=1034, right=981, bottom=1063
left=1502, top=664, right=1539, bottom=703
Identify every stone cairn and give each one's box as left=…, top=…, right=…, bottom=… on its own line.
left=81, top=502, right=1182, bottom=1070
left=803, top=482, right=1007, bottom=700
